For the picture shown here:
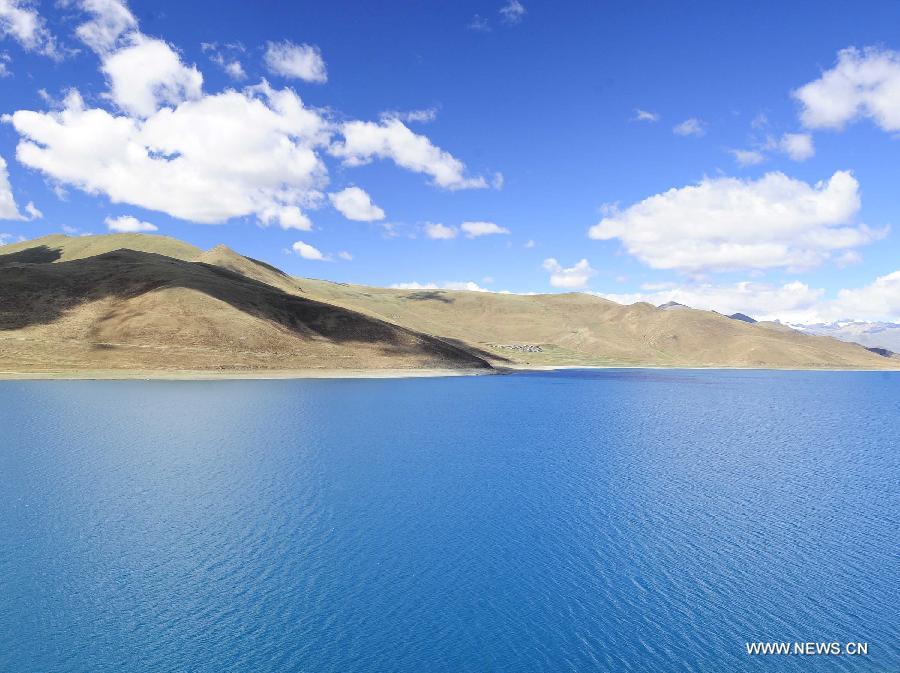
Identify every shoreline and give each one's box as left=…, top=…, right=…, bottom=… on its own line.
left=0, top=363, right=898, bottom=380
left=0, top=367, right=499, bottom=381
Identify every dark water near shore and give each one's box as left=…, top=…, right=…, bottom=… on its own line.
left=1, top=370, right=898, bottom=672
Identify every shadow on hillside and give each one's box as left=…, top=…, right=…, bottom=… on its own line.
left=404, top=291, right=454, bottom=304
left=0, top=245, right=62, bottom=265
left=0, top=248, right=492, bottom=367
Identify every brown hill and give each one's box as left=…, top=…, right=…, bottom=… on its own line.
left=0, top=234, right=896, bottom=375
left=294, top=280, right=897, bottom=370
left=0, top=241, right=491, bottom=375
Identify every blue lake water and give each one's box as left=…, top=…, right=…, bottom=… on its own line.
left=1, top=369, right=898, bottom=672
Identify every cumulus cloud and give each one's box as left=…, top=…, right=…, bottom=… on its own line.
left=588, top=170, right=884, bottom=272
left=633, top=109, right=660, bottom=123
left=830, top=271, right=900, bottom=322
left=424, top=222, right=457, bottom=239
left=8, top=83, right=329, bottom=228
left=292, top=240, right=326, bottom=260
left=331, top=118, right=487, bottom=190
left=265, top=40, right=327, bottom=83
left=673, top=118, right=706, bottom=137
left=105, top=214, right=157, bottom=232
left=793, top=47, right=900, bottom=132
left=4, top=4, right=488, bottom=237
left=24, top=200, right=41, bottom=219
left=0, top=154, right=23, bottom=220
left=0, top=0, right=60, bottom=57
left=74, top=0, right=137, bottom=53
left=499, top=0, right=526, bottom=24
left=328, top=186, right=385, bottom=221
left=460, top=220, right=509, bottom=238
left=542, top=258, right=596, bottom=289
left=101, top=35, right=203, bottom=117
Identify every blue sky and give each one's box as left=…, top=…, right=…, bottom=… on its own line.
left=2, top=0, right=900, bottom=323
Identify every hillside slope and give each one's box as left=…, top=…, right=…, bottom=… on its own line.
left=0, top=234, right=896, bottom=373
left=295, top=279, right=896, bottom=369
left=0, top=242, right=491, bottom=374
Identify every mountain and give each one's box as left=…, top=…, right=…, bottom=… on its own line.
left=0, top=237, right=491, bottom=375
left=728, top=313, right=757, bottom=324
left=658, top=301, right=688, bottom=310
left=1, top=234, right=897, bottom=376
left=790, top=321, right=900, bottom=354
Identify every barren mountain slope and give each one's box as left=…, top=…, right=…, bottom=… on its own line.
left=0, top=244, right=491, bottom=374
left=0, top=234, right=895, bottom=373
left=294, top=279, right=896, bottom=369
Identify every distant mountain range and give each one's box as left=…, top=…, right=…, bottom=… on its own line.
left=1, top=234, right=897, bottom=376
left=788, top=321, right=900, bottom=355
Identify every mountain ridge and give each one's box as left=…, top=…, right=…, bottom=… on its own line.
left=1, top=234, right=896, bottom=375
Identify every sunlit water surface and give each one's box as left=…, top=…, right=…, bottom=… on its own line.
left=1, top=370, right=898, bottom=672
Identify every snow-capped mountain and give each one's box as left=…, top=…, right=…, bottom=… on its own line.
left=789, top=321, right=900, bottom=353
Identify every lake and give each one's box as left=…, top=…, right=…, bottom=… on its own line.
left=1, top=370, right=897, bottom=672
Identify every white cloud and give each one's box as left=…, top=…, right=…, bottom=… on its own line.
left=0, top=154, right=23, bottom=220
left=24, top=200, right=41, bottom=219
left=74, top=0, right=136, bottom=53
left=259, top=205, right=313, bottom=231
left=382, top=107, right=437, bottom=124
left=460, top=220, right=509, bottom=238
left=830, top=271, right=900, bottom=322
left=588, top=170, right=883, bottom=272
left=524, top=239, right=535, bottom=248
left=0, top=232, right=23, bottom=245
left=223, top=60, right=246, bottom=80
left=730, top=148, right=765, bottom=166
left=0, top=0, right=60, bottom=57
left=9, top=83, right=330, bottom=227
left=101, top=35, right=203, bottom=117
left=202, top=41, right=247, bottom=81
left=291, top=240, right=326, bottom=260
left=779, top=132, right=814, bottom=161
left=264, top=40, right=327, bottom=84
left=4, top=4, right=488, bottom=239
left=328, top=186, right=385, bottom=221
left=793, top=47, right=900, bottom=132
left=105, top=214, right=157, bottom=232
left=337, top=250, right=352, bottom=261
left=673, top=118, right=706, bottom=137
left=491, top=172, right=504, bottom=190
left=542, top=258, right=596, bottom=289
left=331, top=118, right=487, bottom=190
left=0, top=51, right=10, bottom=77
left=424, top=222, right=457, bottom=240
left=499, top=0, right=526, bottom=24
left=391, top=281, right=490, bottom=292
left=633, top=109, right=660, bottom=123
left=731, top=133, right=813, bottom=166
